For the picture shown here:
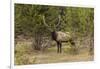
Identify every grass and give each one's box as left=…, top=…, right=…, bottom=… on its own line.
left=15, top=41, right=94, bottom=65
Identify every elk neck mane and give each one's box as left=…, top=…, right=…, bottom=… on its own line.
left=51, top=31, right=57, bottom=41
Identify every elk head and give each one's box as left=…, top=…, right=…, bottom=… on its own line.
left=42, top=15, right=61, bottom=41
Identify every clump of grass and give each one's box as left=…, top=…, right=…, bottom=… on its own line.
left=15, top=42, right=37, bottom=65
left=63, top=44, right=78, bottom=55
left=15, top=54, right=37, bottom=65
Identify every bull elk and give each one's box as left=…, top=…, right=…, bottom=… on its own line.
left=42, top=15, right=75, bottom=53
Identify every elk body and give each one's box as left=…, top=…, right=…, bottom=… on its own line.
left=51, top=31, right=75, bottom=53
left=42, top=15, right=75, bottom=53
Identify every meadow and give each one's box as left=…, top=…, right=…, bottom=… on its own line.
left=15, top=39, right=93, bottom=65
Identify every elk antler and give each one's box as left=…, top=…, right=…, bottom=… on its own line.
left=42, top=15, right=52, bottom=31
left=55, top=15, right=61, bottom=28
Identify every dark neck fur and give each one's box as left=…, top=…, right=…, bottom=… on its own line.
left=51, top=31, right=57, bottom=41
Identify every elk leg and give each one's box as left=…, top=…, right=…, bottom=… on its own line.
left=59, top=42, right=62, bottom=53
left=69, top=39, right=75, bottom=46
left=57, top=42, right=60, bottom=53
left=70, top=39, right=78, bottom=54
left=70, top=40, right=76, bottom=50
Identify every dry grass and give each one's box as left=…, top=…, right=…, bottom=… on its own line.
left=14, top=41, right=94, bottom=65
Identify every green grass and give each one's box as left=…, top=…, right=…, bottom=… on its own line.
left=15, top=41, right=93, bottom=65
